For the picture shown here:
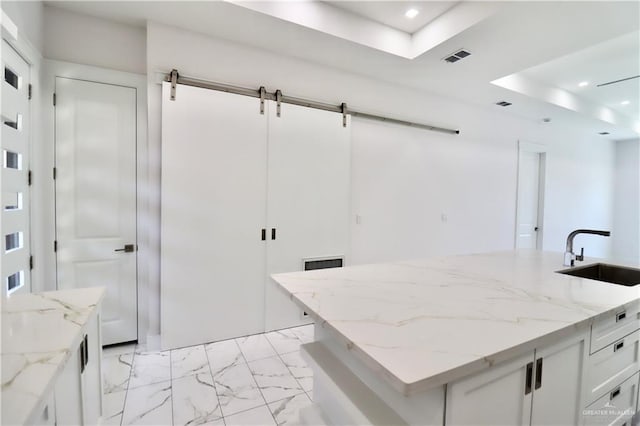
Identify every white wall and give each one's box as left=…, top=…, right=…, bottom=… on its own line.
left=43, top=5, right=146, bottom=74
left=1, top=1, right=43, bottom=53
left=146, top=22, right=617, bottom=339
left=612, top=139, right=640, bottom=263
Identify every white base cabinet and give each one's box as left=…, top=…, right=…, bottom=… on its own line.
left=447, top=331, right=587, bottom=426
left=301, top=313, right=640, bottom=426
left=581, top=302, right=640, bottom=426
left=446, top=351, right=534, bottom=425
left=53, top=313, right=103, bottom=425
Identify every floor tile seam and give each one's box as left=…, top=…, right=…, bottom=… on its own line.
left=238, top=331, right=277, bottom=424
left=169, top=348, right=175, bottom=426
left=118, top=346, right=138, bottom=426
left=268, top=334, right=308, bottom=397
left=209, top=337, right=267, bottom=419
left=263, top=328, right=306, bottom=425
left=203, top=335, right=226, bottom=424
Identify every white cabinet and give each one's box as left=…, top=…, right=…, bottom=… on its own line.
left=583, top=372, right=638, bottom=426
left=54, top=314, right=102, bottom=425
left=530, top=334, right=586, bottom=425
left=446, top=331, right=587, bottom=426
left=54, top=340, right=83, bottom=425
left=581, top=302, right=640, bottom=425
left=34, top=393, right=56, bottom=426
left=161, top=83, right=351, bottom=348
left=446, top=351, right=533, bottom=425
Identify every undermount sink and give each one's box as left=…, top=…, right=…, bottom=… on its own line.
left=557, top=263, right=640, bottom=287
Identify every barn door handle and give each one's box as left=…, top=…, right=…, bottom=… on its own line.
left=115, top=244, right=136, bottom=253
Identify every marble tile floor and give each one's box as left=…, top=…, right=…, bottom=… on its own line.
left=102, top=324, right=315, bottom=426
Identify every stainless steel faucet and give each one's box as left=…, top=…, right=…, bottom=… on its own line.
left=563, top=229, right=611, bottom=267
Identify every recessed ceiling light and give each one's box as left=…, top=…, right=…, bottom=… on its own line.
left=621, top=100, right=630, bottom=105
left=578, top=81, right=589, bottom=87
left=405, top=8, right=419, bottom=19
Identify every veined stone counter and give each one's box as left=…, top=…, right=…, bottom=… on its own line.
left=272, top=250, right=640, bottom=396
left=1, top=287, right=105, bottom=425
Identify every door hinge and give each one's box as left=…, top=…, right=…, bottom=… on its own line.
left=28, top=170, right=32, bottom=186
left=53, top=93, right=56, bottom=106
left=28, top=84, right=32, bottom=100
left=53, top=167, right=57, bottom=180
left=54, top=241, right=58, bottom=252
left=29, top=255, right=33, bottom=270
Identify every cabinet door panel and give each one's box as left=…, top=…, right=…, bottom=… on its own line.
left=161, top=83, right=268, bottom=348
left=531, top=332, right=587, bottom=425
left=265, top=101, right=351, bottom=331
left=81, top=314, right=103, bottom=424
left=54, top=347, right=83, bottom=425
left=446, top=352, right=533, bottom=426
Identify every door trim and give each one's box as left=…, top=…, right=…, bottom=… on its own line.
left=42, top=60, right=149, bottom=343
left=515, top=141, right=547, bottom=250
left=2, top=18, right=42, bottom=293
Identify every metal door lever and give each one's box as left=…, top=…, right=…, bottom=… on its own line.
left=115, top=244, right=136, bottom=253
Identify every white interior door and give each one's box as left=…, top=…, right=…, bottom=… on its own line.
left=1, top=40, right=31, bottom=297
left=55, top=77, right=137, bottom=345
left=516, top=151, right=542, bottom=249
left=265, top=101, right=351, bottom=331
left=160, top=82, right=268, bottom=350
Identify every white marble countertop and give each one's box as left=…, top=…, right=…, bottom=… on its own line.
left=1, top=287, right=105, bottom=425
left=272, top=250, right=640, bottom=396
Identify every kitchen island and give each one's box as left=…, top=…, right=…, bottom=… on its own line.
left=2, top=287, right=105, bottom=425
left=272, top=250, right=640, bottom=425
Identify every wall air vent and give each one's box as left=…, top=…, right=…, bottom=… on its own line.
left=444, top=49, right=471, bottom=63
left=496, top=101, right=512, bottom=107
left=598, top=132, right=610, bottom=135
left=303, top=256, right=344, bottom=271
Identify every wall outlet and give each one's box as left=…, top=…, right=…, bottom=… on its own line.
left=355, top=214, right=362, bottom=225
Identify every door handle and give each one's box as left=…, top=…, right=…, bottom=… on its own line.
left=271, top=228, right=276, bottom=240
left=115, top=244, right=136, bottom=253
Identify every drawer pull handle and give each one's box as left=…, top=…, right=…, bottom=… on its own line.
left=610, top=386, right=621, bottom=400
left=614, top=341, right=624, bottom=352
left=616, top=311, right=626, bottom=322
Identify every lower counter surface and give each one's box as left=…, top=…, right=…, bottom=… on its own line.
left=1, top=287, right=105, bottom=425
left=272, top=250, right=640, bottom=396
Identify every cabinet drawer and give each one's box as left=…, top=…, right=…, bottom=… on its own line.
left=583, top=372, right=638, bottom=426
left=585, top=330, right=640, bottom=405
left=591, top=302, right=640, bottom=354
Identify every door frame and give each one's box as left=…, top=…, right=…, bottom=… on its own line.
left=42, top=60, right=149, bottom=343
left=515, top=140, right=547, bottom=250
left=2, top=13, right=42, bottom=294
